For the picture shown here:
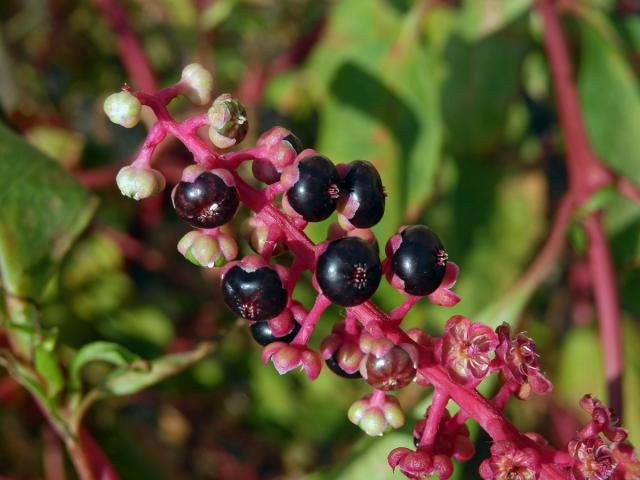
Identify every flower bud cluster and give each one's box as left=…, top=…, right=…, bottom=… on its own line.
left=106, top=64, right=639, bottom=480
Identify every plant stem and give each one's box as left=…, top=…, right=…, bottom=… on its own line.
left=93, top=0, right=158, bottom=91
left=419, top=390, right=448, bottom=450
left=537, top=0, right=623, bottom=417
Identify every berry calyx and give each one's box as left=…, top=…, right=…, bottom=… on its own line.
left=390, top=225, right=448, bottom=296
left=221, top=264, right=288, bottom=321
left=316, top=237, right=382, bottom=307
left=338, top=160, right=385, bottom=228
left=285, top=154, right=342, bottom=222
left=172, top=170, right=239, bottom=228
left=365, top=346, right=416, bottom=391
left=208, top=93, right=248, bottom=149
left=250, top=320, right=300, bottom=346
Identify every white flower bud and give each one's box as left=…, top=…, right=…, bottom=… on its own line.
left=116, top=165, right=165, bottom=200
left=181, top=63, right=214, bottom=106
left=104, top=91, right=142, bottom=128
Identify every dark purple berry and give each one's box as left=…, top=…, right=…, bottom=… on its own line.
left=391, top=225, right=447, bottom=296
left=283, top=132, right=304, bottom=154
left=287, top=155, right=342, bottom=222
left=365, top=346, right=416, bottom=391
left=222, top=265, right=287, bottom=321
left=340, top=160, right=385, bottom=228
left=250, top=321, right=300, bottom=346
left=316, top=237, right=382, bottom=307
left=325, top=354, right=362, bottom=379
left=172, top=171, right=239, bottom=228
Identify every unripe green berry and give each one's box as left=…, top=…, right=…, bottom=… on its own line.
left=104, top=91, right=142, bottom=128
left=116, top=165, right=165, bottom=200
left=180, top=232, right=221, bottom=268
left=181, top=63, right=214, bottom=106
left=348, top=399, right=369, bottom=424
left=217, top=232, right=239, bottom=264
left=360, top=408, right=386, bottom=437
left=383, top=401, right=405, bottom=429
left=207, top=94, right=248, bottom=149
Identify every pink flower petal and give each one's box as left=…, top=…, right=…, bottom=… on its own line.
left=441, top=261, right=459, bottom=289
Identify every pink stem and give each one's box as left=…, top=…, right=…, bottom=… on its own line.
left=538, top=0, right=623, bottom=417
left=419, top=390, right=449, bottom=450
left=131, top=122, right=167, bottom=167
left=93, top=0, right=158, bottom=92
left=389, top=295, right=421, bottom=322
left=583, top=213, right=623, bottom=416
left=618, top=177, right=640, bottom=204
left=369, top=389, right=387, bottom=407
left=292, top=295, right=331, bottom=346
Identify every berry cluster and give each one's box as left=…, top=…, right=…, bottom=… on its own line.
left=105, top=64, right=640, bottom=480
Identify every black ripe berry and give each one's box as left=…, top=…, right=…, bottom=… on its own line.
left=222, top=265, right=287, bottom=321
left=316, top=237, right=382, bottom=307
left=341, top=160, right=385, bottom=228
left=287, top=155, right=342, bottom=222
left=391, top=225, right=447, bottom=296
left=282, top=132, right=304, bottom=154
left=250, top=321, right=300, bottom=346
left=325, top=355, right=362, bottom=379
left=172, top=172, right=239, bottom=228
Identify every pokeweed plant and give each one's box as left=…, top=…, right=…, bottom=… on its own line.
left=101, top=24, right=640, bottom=477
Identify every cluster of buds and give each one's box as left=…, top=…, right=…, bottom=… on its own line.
left=104, top=64, right=640, bottom=479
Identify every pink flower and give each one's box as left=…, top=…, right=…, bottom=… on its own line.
left=261, top=342, right=322, bottom=380
left=441, top=316, right=498, bottom=386
left=427, top=262, right=460, bottom=307
left=611, top=443, right=640, bottom=479
left=413, top=409, right=475, bottom=462
left=479, top=441, right=540, bottom=480
left=569, top=437, right=616, bottom=480
left=579, top=395, right=627, bottom=443
left=388, top=447, right=453, bottom=480
left=495, top=324, right=551, bottom=398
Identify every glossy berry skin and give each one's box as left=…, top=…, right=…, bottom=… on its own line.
left=391, top=225, right=447, bottom=296
left=325, top=354, right=362, bottom=379
left=282, top=132, right=304, bottom=154
left=365, top=347, right=416, bottom=391
left=250, top=321, right=300, bottom=346
left=316, top=237, right=382, bottom=307
left=222, top=265, right=287, bottom=321
left=287, top=155, right=342, bottom=222
left=341, top=160, right=385, bottom=228
left=172, top=172, right=239, bottom=228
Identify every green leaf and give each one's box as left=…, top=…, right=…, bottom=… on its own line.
left=307, top=432, right=412, bottom=480
left=34, top=345, right=65, bottom=398
left=579, top=18, right=640, bottom=185
left=305, top=0, right=444, bottom=235
left=69, top=341, right=143, bottom=391
left=103, top=342, right=214, bottom=396
left=0, top=122, right=98, bottom=300
left=440, top=20, right=530, bottom=157
left=457, top=0, right=532, bottom=40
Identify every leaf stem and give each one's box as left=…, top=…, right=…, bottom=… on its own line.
left=537, top=0, right=623, bottom=417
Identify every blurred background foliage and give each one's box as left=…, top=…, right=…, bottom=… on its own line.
left=0, top=0, right=639, bottom=478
